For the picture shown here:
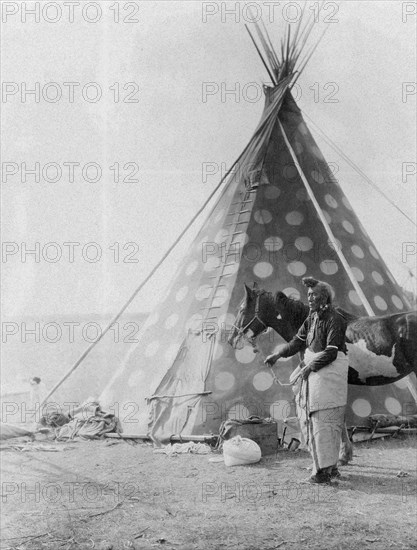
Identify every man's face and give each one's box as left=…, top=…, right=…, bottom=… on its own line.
left=307, top=287, right=323, bottom=311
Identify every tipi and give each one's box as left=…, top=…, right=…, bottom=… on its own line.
left=92, top=20, right=416, bottom=441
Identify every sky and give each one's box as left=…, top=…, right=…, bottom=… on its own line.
left=1, top=0, right=416, bottom=318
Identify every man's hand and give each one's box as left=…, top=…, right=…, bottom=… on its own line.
left=264, top=353, right=280, bottom=367
left=301, top=366, right=312, bottom=380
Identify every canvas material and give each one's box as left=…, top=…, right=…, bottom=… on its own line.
left=299, top=349, right=349, bottom=412
left=97, top=86, right=416, bottom=442
left=308, top=406, right=346, bottom=474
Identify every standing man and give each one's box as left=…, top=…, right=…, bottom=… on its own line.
left=265, top=277, right=349, bottom=484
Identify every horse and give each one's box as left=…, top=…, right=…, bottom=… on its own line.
left=228, top=284, right=417, bottom=386
left=228, top=284, right=417, bottom=465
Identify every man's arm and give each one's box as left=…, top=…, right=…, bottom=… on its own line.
left=307, top=348, right=338, bottom=372
left=265, top=318, right=308, bottom=365
left=279, top=334, right=307, bottom=358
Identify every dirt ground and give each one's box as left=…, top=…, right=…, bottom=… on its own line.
left=1, top=434, right=416, bottom=550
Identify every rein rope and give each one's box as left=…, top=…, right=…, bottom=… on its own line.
left=259, top=350, right=294, bottom=387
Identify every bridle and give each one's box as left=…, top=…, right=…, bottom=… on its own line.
left=231, top=291, right=268, bottom=347
left=230, top=290, right=295, bottom=387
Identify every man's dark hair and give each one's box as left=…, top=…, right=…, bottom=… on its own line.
left=302, top=276, right=334, bottom=305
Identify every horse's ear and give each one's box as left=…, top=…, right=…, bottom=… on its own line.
left=244, top=283, right=252, bottom=299
left=252, top=281, right=258, bottom=290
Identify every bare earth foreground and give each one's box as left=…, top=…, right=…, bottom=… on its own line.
left=1, top=435, right=416, bottom=550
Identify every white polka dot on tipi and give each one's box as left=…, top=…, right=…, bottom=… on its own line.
left=215, top=372, right=235, bottom=391
left=235, top=345, right=256, bottom=364
left=264, top=236, right=283, bottom=251
left=254, top=261, right=273, bottom=278
left=253, top=371, right=274, bottom=391
left=286, top=211, right=304, bottom=225
left=264, top=186, right=281, bottom=199
left=351, top=398, right=371, bottom=417
left=282, top=287, right=301, bottom=300
left=384, top=397, right=401, bottom=415
left=295, top=236, right=313, bottom=251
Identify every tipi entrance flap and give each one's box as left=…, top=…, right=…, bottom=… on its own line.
left=147, top=331, right=215, bottom=443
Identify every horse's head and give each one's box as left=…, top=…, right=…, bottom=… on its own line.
left=228, top=284, right=311, bottom=350
left=228, top=283, right=275, bottom=350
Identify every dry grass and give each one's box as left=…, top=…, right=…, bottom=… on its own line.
left=1, top=434, right=416, bottom=550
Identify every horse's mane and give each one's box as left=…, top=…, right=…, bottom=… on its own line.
left=274, top=290, right=308, bottom=310
left=250, top=285, right=366, bottom=329
left=274, top=290, right=359, bottom=326
left=335, top=307, right=357, bottom=324
left=274, top=291, right=309, bottom=326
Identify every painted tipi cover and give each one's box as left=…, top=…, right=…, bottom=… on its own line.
left=99, top=22, right=416, bottom=442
